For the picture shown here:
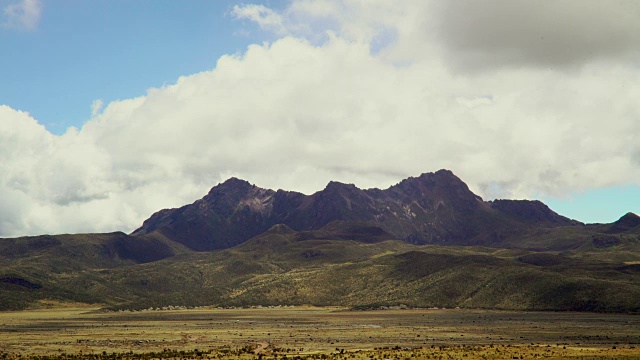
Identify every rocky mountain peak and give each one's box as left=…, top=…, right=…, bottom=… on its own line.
left=397, top=170, right=478, bottom=194
left=206, top=177, right=253, bottom=196
left=131, top=170, right=589, bottom=251
left=321, top=181, right=367, bottom=200
left=201, top=178, right=274, bottom=216
left=390, top=170, right=483, bottom=214
left=324, top=181, right=358, bottom=191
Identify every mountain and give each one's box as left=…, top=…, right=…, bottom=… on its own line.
left=132, top=170, right=580, bottom=251
left=2, top=169, right=639, bottom=312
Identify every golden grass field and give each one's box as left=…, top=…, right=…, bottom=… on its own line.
left=0, top=305, right=639, bottom=359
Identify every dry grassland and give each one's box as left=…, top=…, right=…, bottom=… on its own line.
left=0, top=306, right=639, bottom=359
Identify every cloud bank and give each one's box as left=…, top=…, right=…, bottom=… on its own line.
left=434, top=0, right=640, bottom=71
left=2, top=0, right=640, bottom=236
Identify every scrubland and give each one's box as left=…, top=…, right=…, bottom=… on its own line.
left=1, top=306, right=638, bottom=359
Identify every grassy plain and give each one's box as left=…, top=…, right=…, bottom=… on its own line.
left=0, top=306, right=639, bottom=359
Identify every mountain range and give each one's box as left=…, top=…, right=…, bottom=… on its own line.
left=131, top=170, right=581, bottom=251
left=1, top=170, right=639, bottom=312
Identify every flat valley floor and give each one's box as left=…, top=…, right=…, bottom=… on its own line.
left=0, top=306, right=639, bottom=359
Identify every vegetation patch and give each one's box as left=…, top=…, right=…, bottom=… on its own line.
left=0, top=276, right=42, bottom=289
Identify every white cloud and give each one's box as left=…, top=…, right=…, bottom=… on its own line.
left=2, top=1, right=640, bottom=236
left=2, top=0, right=41, bottom=31
left=231, top=4, right=286, bottom=34
left=90, top=99, right=104, bottom=117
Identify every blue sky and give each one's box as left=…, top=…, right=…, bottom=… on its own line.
left=542, top=187, right=639, bottom=224
left=1, top=1, right=276, bottom=134
left=1, top=0, right=639, bottom=236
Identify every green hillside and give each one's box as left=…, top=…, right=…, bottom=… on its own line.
left=2, top=223, right=639, bottom=312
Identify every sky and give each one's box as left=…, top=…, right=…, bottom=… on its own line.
left=1, top=0, right=639, bottom=237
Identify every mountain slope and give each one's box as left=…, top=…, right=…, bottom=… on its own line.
left=0, top=232, right=190, bottom=310
left=132, top=170, right=580, bottom=251
left=5, top=224, right=638, bottom=312
left=1, top=215, right=639, bottom=312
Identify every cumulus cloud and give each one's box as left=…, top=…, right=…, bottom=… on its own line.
left=2, top=1, right=640, bottom=236
left=0, top=105, right=205, bottom=236
left=2, top=0, right=41, bottom=31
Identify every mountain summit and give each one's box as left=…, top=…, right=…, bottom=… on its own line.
left=132, top=170, right=579, bottom=251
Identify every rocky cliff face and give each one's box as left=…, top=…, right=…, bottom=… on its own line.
left=132, top=170, right=581, bottom=251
